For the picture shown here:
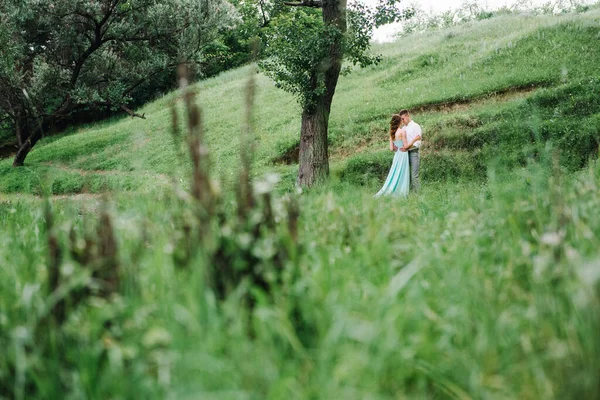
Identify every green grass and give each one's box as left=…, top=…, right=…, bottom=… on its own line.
left=1, top=7, right=600, bottom=400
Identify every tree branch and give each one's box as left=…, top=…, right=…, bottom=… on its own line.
left=120, top=105, right=146, bottom=119
left=258, top=0, right=270, bottom=27
left=103, top=35, right=152, bottom=43
left=284, top=0, right=323, bottom=7
left=70, top=39, right=102, bottom=86
left=99, top=0, right=120, bottom=28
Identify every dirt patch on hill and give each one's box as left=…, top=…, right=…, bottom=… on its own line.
left=40, top=162, right=171, bottom=184
left=411, top=84, right=541, bottom=114
left=333, top=137, right=382, bottom=160
left=271, top=144, right=300, bottom=165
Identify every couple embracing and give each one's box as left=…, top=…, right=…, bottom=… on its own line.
left=375, top=109, right=422, bottom=198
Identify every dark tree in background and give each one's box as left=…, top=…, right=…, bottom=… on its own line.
left=201, top=0, right=289, bottom=76
left=259, top=0, right=413, bottom=186
left=0, top=0, right=234, bottom=166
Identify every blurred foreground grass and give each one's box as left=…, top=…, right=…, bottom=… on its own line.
left=1, top=6, right=600, bottom=400
left=1, top=156, right=599, bottom=398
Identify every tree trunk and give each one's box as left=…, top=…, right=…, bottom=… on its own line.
left=296, top=0, right=346, bottom=187
left=13, top=127, right=42, bottom=167
left=297, top=106, right=330, bottom=185
left=15, top=117, right=23, bottom=148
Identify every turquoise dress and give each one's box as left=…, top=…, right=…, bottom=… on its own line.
left=375, top=140, right=410, bottom=197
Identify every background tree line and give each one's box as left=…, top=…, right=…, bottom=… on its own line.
left=397, top=0, right=596, bottom=36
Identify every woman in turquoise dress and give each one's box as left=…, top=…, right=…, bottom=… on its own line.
left=375, top=114, right=420, bottom=197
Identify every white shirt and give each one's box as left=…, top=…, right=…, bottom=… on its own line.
left=404, top=120, right=422, bottom=149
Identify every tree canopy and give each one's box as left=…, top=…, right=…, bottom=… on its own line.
left=0, top=0, right=234, bottom=165
left=258, top=2, right=396, bottom=110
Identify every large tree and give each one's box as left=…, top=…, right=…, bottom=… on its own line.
left=259, top=0, right=412, bottom=186
left=0, top=0, right=234, bottom=167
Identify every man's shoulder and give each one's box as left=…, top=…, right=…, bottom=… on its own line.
left=408, top=121, right=421, bottom=131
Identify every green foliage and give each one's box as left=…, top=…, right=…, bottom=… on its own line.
left=0, top=163, right=42, bottom=194
left=422, top=149, right=487, bottom=182
left=340, top=149, right=487, bottom=185
left=202, top=0, right=289, bottom=77
left=0, top=160, right=148, bottom=195
left=258, top=2, right=383, bottom=110
left=0, top=0, right=235, bottom=162
left=370, top=0, right=416, bottom=27
left=259, top=9, right=334, bottom=109
left=339, top=73, right=599, bottom=185
left=0, top=10, right=18, bottom=72
left=481, top=78, right=600, bottom=171
left=2, top=8, right=600, bottom=193
left=50, top=172, right=85, bottom=194
left=1, top=157, right=600, bottom=398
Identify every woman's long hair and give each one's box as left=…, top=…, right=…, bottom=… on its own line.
left=389, top=114, right=402, bottom=141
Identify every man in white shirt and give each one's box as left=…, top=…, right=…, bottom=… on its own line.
left=399, top=109, right=422, bottom=192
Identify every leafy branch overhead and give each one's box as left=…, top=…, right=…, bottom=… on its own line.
left=258, top=0, right=414, bottom=109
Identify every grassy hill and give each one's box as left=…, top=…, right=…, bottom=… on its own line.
left=1, top=8, right=600, bottom=194
left=1, top=8, right=599, bottom=400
